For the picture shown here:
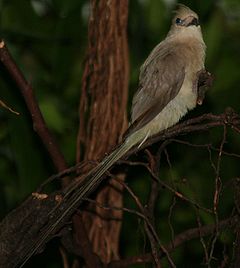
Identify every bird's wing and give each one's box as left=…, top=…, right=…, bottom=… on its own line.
left=128, top=45, right=186, bottom=135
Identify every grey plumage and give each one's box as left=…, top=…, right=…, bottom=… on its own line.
left=129, top=48, right=185, bottom=133
left=20, top=4, right=206, bottom=266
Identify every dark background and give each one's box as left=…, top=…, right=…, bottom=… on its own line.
left=1, top=0, right=240, bottom=267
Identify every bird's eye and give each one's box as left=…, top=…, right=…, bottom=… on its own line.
left=175, top=18, right=182, bottom=25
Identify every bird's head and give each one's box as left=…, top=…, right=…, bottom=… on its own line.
left=168, top=4, right=202, bottom=37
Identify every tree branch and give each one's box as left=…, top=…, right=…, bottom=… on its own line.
left=0, top=40, right=68, bottom=178
left=108, top=215, right=239, bottom=267
left=0, top=109, right=239, bottom=267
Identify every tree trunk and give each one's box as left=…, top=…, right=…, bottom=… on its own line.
left=76, top=0, right=129, bottom=264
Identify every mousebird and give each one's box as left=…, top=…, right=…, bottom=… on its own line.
left=20, top=4, right=206, bottom=266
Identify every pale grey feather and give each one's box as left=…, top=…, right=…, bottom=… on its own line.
left=129, top=43, right=185, bottom=134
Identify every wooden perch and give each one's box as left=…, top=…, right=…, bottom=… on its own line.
left=1, top=106, right=240, bottom=267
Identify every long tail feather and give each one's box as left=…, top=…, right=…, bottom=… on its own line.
left=20, top=140, right=132, bottom=267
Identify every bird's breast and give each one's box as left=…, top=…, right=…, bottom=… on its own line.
left=128, top=86, right=196, bottom=147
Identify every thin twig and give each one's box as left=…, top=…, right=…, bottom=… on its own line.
left=208, top=126, right=227, bottom=266
left=115, top=178, right=176, bottom=268
left=145, top=161, right=212, bottom=213
left=0, top=99, right=20, bottom=115
left=195, top=208, right=210, bottom=264
left=83, top=197, right=147, bottom=221
left=108, top=215, right=238, bottom=267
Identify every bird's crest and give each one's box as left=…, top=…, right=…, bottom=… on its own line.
left=174, top=4, right=198, bottom=20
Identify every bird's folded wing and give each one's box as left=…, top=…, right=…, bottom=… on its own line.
left=127, top=46, right=186, bottom=135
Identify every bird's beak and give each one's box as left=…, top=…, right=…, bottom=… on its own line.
left=184, top=16, right=200, bottom=27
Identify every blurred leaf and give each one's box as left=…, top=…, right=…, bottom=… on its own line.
left=51, top=0, right=82, bottom=17
left=39, top=97, right=66, bottom=133
left=204, top=11, right=224, bottom=67
left=145, top=0, right=167, bottom=36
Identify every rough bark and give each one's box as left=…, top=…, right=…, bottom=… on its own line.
left=76, top=0, right=129, bottom=263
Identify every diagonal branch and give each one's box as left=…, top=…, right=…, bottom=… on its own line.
left=0, top=40, right=68, bottom=177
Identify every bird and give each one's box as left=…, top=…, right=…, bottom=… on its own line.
left=20, top=4, right=206, bottom=266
